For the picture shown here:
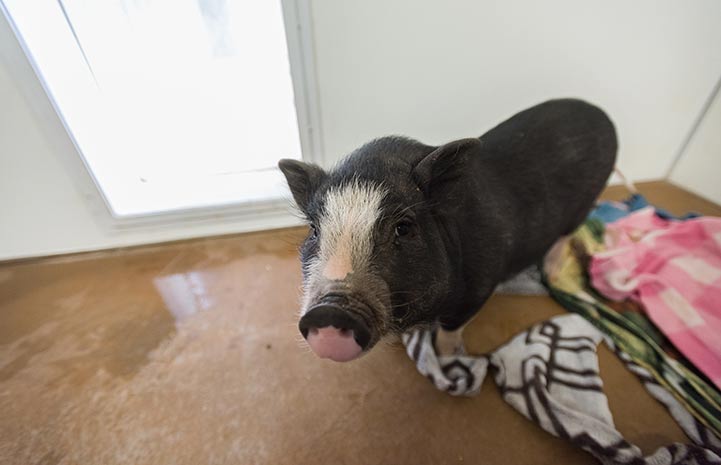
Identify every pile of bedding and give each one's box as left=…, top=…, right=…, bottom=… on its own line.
left=402, top=193, right=721, bottom=464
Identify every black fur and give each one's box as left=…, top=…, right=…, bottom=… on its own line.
left=280, top=98, right=616, bottom=351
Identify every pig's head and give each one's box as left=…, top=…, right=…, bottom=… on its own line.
left=279, top=136, right=480, bottom=362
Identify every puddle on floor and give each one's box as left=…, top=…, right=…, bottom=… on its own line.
left=0, top=229, right=316, bottom=464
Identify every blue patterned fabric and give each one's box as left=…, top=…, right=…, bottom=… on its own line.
left=589, top=194, right=700, bottom=224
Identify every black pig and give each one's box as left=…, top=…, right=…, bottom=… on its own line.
left=279, top=99, right=616, bottom=362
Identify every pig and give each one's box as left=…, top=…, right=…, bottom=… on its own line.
left=279, top=99, right=617, bottom=362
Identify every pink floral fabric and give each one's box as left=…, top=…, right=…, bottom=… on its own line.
left=589, top=207, right=721, bottom=389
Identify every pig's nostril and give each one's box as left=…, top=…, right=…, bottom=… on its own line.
left=338, top=328, right=353, bottom=338
left=298, top=303, right=372, bottom=350
left=306, top=326, right=352, bottom=338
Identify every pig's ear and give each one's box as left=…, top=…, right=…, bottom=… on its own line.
left=278, top=159, right=326, bottom=212
left=412, top=138, right=481, bottom=194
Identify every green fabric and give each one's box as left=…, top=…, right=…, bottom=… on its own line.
left=543, top=219, right=721, bottom=437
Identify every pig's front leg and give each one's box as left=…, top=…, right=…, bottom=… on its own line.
left=434, top=287, right=495, bottom=357
left=435, top=326, right=466, bottom=356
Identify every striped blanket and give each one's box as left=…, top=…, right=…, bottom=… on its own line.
left=589, top=207, right=721, bottom=389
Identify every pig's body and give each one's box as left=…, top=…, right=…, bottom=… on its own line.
left=280, top=99, right=617, bottom=361
left=423, top=98, right=617, bottom=329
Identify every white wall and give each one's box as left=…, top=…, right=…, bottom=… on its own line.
left=669, top=85, right=721, bottom=205
left=310, top=0, right=721, bottom=179
left=2, top=0, right=721, bottom=260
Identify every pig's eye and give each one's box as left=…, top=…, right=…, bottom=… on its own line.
left=309, top=224, right=318, bottom=240
left=394, top=221, right=412, bottom=238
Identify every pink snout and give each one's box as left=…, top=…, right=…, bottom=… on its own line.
left=306, top=326, right=363, bottom=362
left=299, top=303, right=372, bottom=362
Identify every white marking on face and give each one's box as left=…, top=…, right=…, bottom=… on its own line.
left=301, top=179, right=386, bottom=313
left=319, top=180, right=387, bottom=279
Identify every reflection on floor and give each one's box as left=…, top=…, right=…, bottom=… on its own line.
left=1, top=181, right=719, bottom=465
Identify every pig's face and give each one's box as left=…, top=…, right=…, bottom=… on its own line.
left=279, top=137, right=479, bottom=362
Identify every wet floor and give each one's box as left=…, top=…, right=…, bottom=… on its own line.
left=1, top=182, right=718, bottom=465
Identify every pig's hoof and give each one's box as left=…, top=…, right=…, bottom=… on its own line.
left=403, top=328, right=488, bottom=396
left=434, top=327, right=467, bottom=357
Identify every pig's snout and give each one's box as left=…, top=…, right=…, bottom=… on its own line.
left=298, top=303, right=371, bottom=362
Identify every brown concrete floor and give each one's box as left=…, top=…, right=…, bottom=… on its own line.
left=1, top=181, right=719, bottom=465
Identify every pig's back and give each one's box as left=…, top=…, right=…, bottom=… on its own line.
left=473, top=99, right=617, bottom=276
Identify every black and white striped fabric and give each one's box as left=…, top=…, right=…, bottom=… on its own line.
left=402, top=327, right=488, bottom=396
left=402, top=314, right=721, bottom=465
